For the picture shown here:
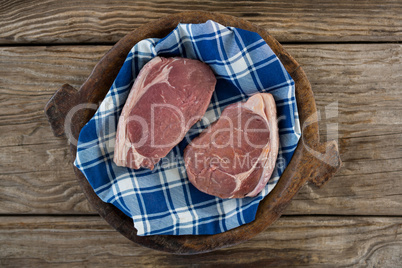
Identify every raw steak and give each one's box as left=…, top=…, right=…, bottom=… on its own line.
left=184, top=93, right=279, bottom=199
left=114, top=56, right=216, bottom=170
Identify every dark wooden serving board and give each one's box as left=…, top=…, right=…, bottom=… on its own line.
left=44, top=11, right=341, bottom=254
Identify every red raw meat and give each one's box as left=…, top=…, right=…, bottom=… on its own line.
left=114, top=57, right=216, bottom=170
left=184, top=93, right=279, bottom=198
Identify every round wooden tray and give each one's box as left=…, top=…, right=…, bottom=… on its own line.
left=45, top=11, right=341, bottom=254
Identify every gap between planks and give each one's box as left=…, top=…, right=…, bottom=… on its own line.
left=1, top=214, right=402, bottom=218
left=0, top=40, right=400, bottom=48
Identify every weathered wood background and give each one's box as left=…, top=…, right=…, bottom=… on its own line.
left=0, top=0, right=401, bottom=266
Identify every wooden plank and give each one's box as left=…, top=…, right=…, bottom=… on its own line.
left=0, top=216, right=401, bottom=266
left=0, top=0, right=401, bottom=44
left=0, top=44, right=401, bottom=215
left=0, top=46, right=106, bottom=214
left=285, top=44, right=402, bottom=215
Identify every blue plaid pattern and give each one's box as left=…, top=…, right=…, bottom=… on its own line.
left=74, top=21, right=300, bottom=236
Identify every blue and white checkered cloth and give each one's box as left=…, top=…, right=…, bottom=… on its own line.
left=74, top=21, right=300, bottom=236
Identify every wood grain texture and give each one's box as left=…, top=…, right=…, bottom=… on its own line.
left=0, top=216, right=401, bottom=266
left=0, top=44, right=401, bottom=215
left=0, top=46, right=106, bottom=214
left=0, top=0, right=401, bottom=44
left=285, top=44, right=402, bottom=215
left=42, top=12, right=340, bottom=253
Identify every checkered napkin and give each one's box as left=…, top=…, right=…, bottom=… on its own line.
left=74, top=21, right=300, bottom=236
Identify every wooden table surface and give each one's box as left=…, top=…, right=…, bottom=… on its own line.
left=1, top=1, right=401, bottom=267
